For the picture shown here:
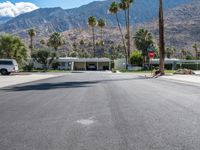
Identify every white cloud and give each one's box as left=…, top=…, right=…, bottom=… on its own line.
left=0, top=1, right=39, bottom=17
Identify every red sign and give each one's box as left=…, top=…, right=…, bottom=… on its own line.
left=148, top=51, right=155, bottom=59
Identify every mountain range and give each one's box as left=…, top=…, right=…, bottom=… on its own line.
left=0, top=0, right=199, bottom=51
left=0, top=0, right=193, bottom=35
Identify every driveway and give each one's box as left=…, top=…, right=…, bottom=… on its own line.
left=0, top=72, right=200, bottom=150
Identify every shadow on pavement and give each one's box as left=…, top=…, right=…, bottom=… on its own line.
left=2, top=76, right=152, bottom=92
left=2, top=81, right=98, bottom=91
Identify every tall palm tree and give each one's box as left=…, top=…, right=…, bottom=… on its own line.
left=134, top=28, right=154, bottom=65
left=48, top=32, right=64, bottom=51
left=119, top=0, right=133, bottom=63
left=159, top=0, right=165, bottom=75
left=192, top=43, right=198, bottom=59
left=28, top=28, right=36, bottom=56
left=98, top=18, right=106, bottom=43
left=88, top=16, right=97, bottom=57
left=108, top=2, right=127, bottom=68
left=181, top=49, right=187, bottom=59
left=166, top=47, right=175, bottom=58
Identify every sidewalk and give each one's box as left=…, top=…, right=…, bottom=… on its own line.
left=0, top=73, right=65, bottom=88
left=160, top=75, right=200, bottom=84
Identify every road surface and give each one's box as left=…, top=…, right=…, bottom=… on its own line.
left=0, top=72, right=200, bottom=150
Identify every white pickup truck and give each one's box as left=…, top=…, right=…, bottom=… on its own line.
left=0, top=59, right=19, bottom=75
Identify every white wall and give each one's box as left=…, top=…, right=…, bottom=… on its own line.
left=114, top=58, right=126, bottom=70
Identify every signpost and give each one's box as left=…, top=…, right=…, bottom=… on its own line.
left=147, top=46, right=156, bottom=76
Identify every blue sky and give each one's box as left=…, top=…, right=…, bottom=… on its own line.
left=0, top=0, right=101, bottom=9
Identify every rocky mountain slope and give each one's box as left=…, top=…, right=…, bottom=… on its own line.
left=142, top=0, right=200, bottom=50
left=0, top=0, right=193, bottom=36
left=0, top=17, right=12, bottom=24
left=0, top=0, right=199, bottom=52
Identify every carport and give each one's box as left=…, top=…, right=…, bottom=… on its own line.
left=73, top=58, right=111, bottom=71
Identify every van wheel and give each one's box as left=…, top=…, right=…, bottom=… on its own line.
left=1, top=69, right=8, bottom=75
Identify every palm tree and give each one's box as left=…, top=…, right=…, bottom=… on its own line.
left=134, top=29, right=154, bottom=65
left=40, top=39, right=46, bottom=45
left=108, top=2, right=127, bottom=68
left=159, top=0, right=165, bottom=75
left=48, top=32, right=64, bottom=51
left=28, top=28, right=36, bottom=56
left=119, top=0, right=133, bottom=63
left=166, top=47, right=175, bottom=58
left=98, top=18, right=106, bottom=43
left=192, top=43, right=198, bottom=59
left=88, top=16, right=97, bottom=57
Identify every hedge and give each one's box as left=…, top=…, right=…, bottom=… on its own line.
left=176, top=63, right=200, bottom=70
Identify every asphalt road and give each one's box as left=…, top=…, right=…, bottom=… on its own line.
left=0, top=72, right=200, bottom=150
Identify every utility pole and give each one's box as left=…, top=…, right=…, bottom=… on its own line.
left=159, top=0, right=165, bottom=75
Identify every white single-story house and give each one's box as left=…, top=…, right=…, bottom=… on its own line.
left=33, top=57, right=111, bottom=71
left=58, top=57, right=111, bottom=71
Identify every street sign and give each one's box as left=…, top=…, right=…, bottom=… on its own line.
left=148, top=51, right=155, bottom=59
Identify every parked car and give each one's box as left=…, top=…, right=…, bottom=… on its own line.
left=0, top=59, right=19, bottom=75
left=87, top=64, right=97, bottom=70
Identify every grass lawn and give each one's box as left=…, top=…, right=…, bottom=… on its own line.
left=21, top=70, right=71, bottom=73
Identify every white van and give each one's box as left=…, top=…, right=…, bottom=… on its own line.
left=0, top=59, right=19, bottom=75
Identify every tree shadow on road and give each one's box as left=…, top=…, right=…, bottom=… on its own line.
left=1, top=76, right=152, bottom=92
left=2, top=81, right=99, bottom=91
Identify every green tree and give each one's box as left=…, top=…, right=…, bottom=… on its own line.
left=134, top=29, right=154, bottom=64
left=108, top=2, right=127, bottom=68
left=48, top=32, right=64, bottom=51
left=181, top=49, right=193, bottom=60
left=98, top=18, right=106, bottom=43
left=88, top=16, right=97, bottom=57
left=166, top=47, right=175, bottom=58
left=32, top=49, right=57, bottom=70
left=68, top=51, right=79, bottom=57
left=119, top=0, right=133, bottom=63
left=40, top=39, right=46, bottom=45
left=130, top=50, right=143, bottom=66
left=79, top=39, right=85, bottom=46
left=28, top=28, right=36, bottom=56
left=0, top=34, right=27, bottom=65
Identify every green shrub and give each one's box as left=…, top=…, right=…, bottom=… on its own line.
left=52, top=61, right=60, bottom=70
left=23, top=63, right=34, bottom=72
left=130, top=51, right=143, bottom=66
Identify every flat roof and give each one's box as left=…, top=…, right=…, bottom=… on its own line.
left=58, top=57, right=111, bottom=62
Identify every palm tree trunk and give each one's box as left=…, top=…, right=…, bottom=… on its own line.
left=159, top=0, right=165, bottom=75
left=100, top=27, right=103, bottom=58
left=127, top=7, right=131, bottom=64
left=195, top=48, right=198, bottom=59
left=101, top=27, right=103, bottom=42
left=92, top=27, right=96, bottom=57
left=30, top=37, right=33, bottom=56
left=124, top=10, right=128, bottom=32
left=124, top=9, right=130, bottom=66
left=115, top=13, right=128, bottom=69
